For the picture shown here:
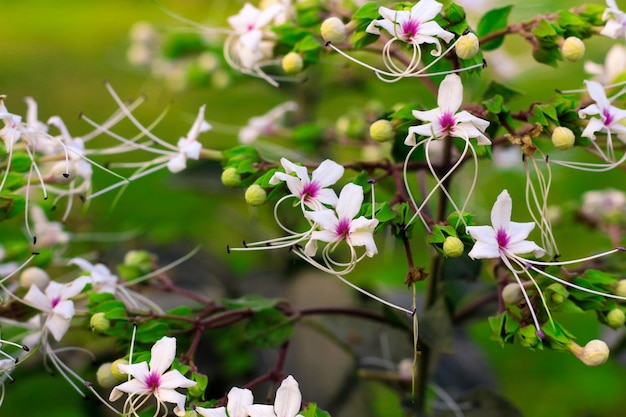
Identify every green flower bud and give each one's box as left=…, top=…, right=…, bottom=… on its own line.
left=502, top=283, right=524, bottom=305
left=96, top=362, right=119, bottom=389
left=90, top=312, right=111, bottom=333
left=110, top=359, right=129, bottom=380
left=282, top=52, right=303, bottom=74
left=551, top=126, right=575, bottom=150
left=124, top=250, right=155, bottom=272
left=221, top=167, right=241, bottom=187
left=245, top=184, right=267, bottom=206
left=581, top=339, right=609, bottom=366
left=562, top=37, right=585, bottom=62
left=321, top=17, right=346, bottom=44
left=455, top=32, right=479, bottom=60
left=442, top=236, right=464, bottom=257
left=19, top=266, right=50, bottom=290
left=369, top=119, right=395, bottom=142
left=551, top=292, right=565, bottom=305
left=607, top=308, right=625, bottom=329
left=615, top=279, right=626, bottom=297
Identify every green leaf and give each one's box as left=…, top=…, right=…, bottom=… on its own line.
left=477, top=6, right=513, bottom=51
left=301, top=403, right=332, bottom=417
left=11, top=152, right=31, bottom=173
left=135, top=321, right=170, bottom=343
left=245, top=308, right=293, bottom=348
left=0, top=194, right=25, bottom=221
left=533, top=19, right=557, bottom=38
left=224, top=295, right=279, bottom=312
left=272, top=23, right=309, bottom=45
left=482, top=81, right=522, bottom=103
left=188, top=372, right=208, bottom=400
left=352, top=2, right=380, bottom=21
left=166, top=306, right=194, bottom=317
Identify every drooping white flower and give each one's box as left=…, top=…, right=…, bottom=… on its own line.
left=195, top=387, right=253, bottom=417
left=70, top=258, right=118, bottom=294
left=270, top=157, right=344, bottom=209
left=239, top=101, right=297, bottom=144
left=110, top=336, right=197, bottom=417
left=601, top=0, right=626, bottom=40
left=167, top=105, right=211, bottom=173
left=304, top=183, right=379, bottom=257
left=23, top=277, right=88, bottom=341
left=247, top=375, right=304, bottom=417
left=366, top=0, right=454, bottom=54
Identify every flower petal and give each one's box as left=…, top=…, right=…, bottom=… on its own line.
left=274, top=375, right=302, bottom=417
left=247, top=404, right=277, bottom=417
left=490, top=190, right=512, bottom=232
left=195, top=406, right=228, bottom=417
left=149, top=336, right=176, bottom=375
left=335, top=183, right=363, bottom=220
left=437, top=74, right=463, bottom=114
left=156, top=387, right=188, bottom=416
left=227, top=387, right=254, bottom=417
left=311, top=159, right=344, bottom=188
left=159, top=369, right=196, bottom=389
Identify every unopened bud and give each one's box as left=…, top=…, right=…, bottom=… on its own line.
left=221, top=167, right=242, bottom=187
left=455, top=32, right=479, bottom=60
left=47, top=161, right=75, bottom=185
left=97, top=362, right=119, bottom=388
left=615, top=279, right=626, bottom=297
left=551, top=126, right=575, bottom=150
left=561, top=37, right=585, bottom=62
left=282, top=52, right=303, bottom=74
left=369, top=119, right=395, bottom=142
left=19, top=266, right=50, bottom=290
left=321, top=17, right=346, bottom=44
left=110, top=359, right=129, bottom=380
left=607, top=308, right=625, bottom=329
left=245, top=184, right=267, bottom=206
left=502, top=283, right=524, bottom=305
left=90, top=312, right=111, bottom=333
left=124, top=250, right=154, bottom=273
left=442, top=236, right=464, bottom=257
left=581, top=339, right=609, bottom=366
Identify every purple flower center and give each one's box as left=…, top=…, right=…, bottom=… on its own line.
left=335, top=218, right=351, bottom=239
left=145, top=371, right=161, bottom=392
left=438, top=112, right=456, bottom=135
left=51, top=296, right=61, bottom=308
left=401, top=19, right=420, bottom=41
left=246, top=23, right=255, bottom=31
left=300, top=181, right=320, bottom=201
left=603, top=108, right=615, bottom=126
left=495, top=228, right=509, bottom=249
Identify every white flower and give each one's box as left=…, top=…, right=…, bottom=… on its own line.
left=366, top=0, right=454, bottom=54
left=23, top=277, right=88, bottom=341
left=601, top=0, right=626, bottom=39
left=247, top=375, right=304, bottom=417
left=70, top=258, right=118, bottom=294
left=304, top=183, right=379, bottom=257
left=585, top=44, right=626, bottom=84
left=167, top=105, right=211, bottom=173
left=195, top=387, right=253, bottom=417
left=110, top=336, right=197, bottom=417
left=239, top=101, right=297, bottom=144
left=406, top=74, right=490, bottom=145
left=30, top=205, right=70, bottom=247
left=466, top=190, right=546, bottom=260
left=579, top=80, right=626, bottom=142
left=270, top=157, right=344, bottom=209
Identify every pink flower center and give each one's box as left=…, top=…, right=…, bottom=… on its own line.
left=51, top=296, right=61, bottom=308
left=300, top=181, right=320, bottom=202
left=439, top=112, right=456, bottom=135
left=145, top=371, right=161, bottom=392
left=401, top=19, right=420, bottom=41
left=495, top=228, right=510, bottom=249
left=603, top=108, right=615, bottom=126
left=335, top=218, right=351, bottom=239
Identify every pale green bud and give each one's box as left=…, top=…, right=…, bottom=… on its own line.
left=96, top=362, right=119, bottom=388
left=615, top=279, right=626, bottom=297
left=562, top=37, right=585, bottom=62
left=124, top=250, right=154, bottom=272
left=221, top=167, right=241, bottom=187
left=551, top=126, right=575, bottom=150
left=19, top=267, right=50, bottom=290
left=442, top=236, right=464, bottom=258
left=245, top=184, right=267, bottom=206
left=110, top=359, right=129, bottom=380
left=321, top=17, right=346, bottom=44
left=581, top=339, right=609, bottom=366
left=551, top=292, right=565, bottom=305
left=607, top=308, right=625, bottom=329
left=502, top=283, right=524, bottom=305
left=455, top=32, right=479, bottom=60
left=282, top=52, right=303, bottom=74
left=90, top=312, right=111, bottom=333
left=369, top=119, right=395, bottom=142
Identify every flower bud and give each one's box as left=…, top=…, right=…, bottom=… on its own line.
left=561, top=37, right=585, bottom=62
left=19, top=266, right=50, bottom=290
left=607, top=308, right=625, bottom=329
left=96, top=362, right=119, bottom=388
left=90, top=312, right=111, bottom=333
left=442, top=236, right=464, bottom=257
left=502, top=283, right=524, bottom=305
left=581, top=339, right=609, bottom=366
left=615, top=279, right=626, bottom=297
left=124, top=250, right=154, bottom=273
left=551, top=126, right=575, bottom=150
left=282, top=52, right=303, bottom=74
left=321, top=17, right=346, bottom=44
left=245, top=184, right=267, bottom=206
left=110, top=359, right=129, bottom=380
left=455, top=32, right=479, bottom=60
left=47, top=161, right=75, bottom=185
left=369, top=119, right=395, bottom=142
left=221, top=167, right=242, bottom=187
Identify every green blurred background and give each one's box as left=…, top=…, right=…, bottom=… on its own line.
left=1, top=0, right=626, bottom=416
